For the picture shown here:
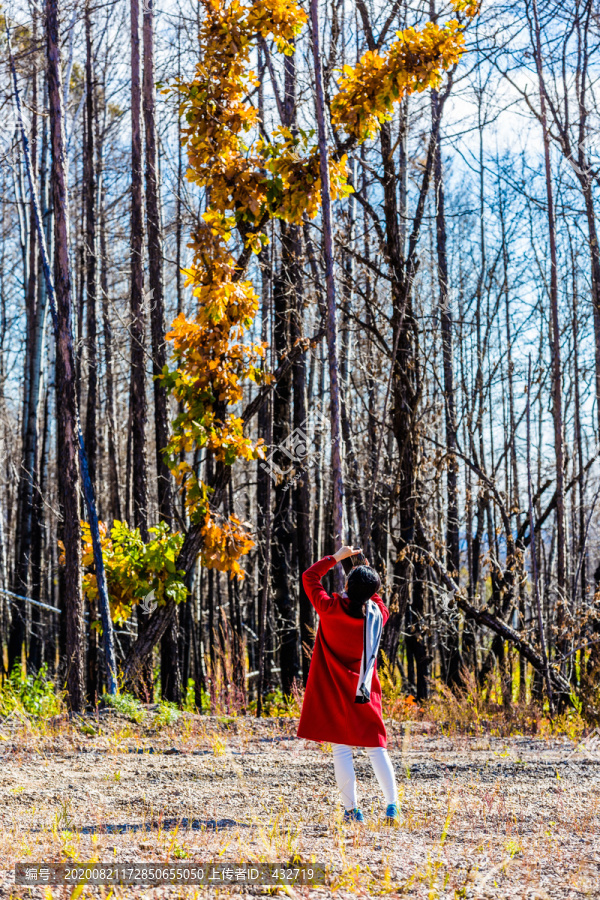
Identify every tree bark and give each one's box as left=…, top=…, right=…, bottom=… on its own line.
left=8, top=19, right=39, bottom=670
left=142, top=0, right=179, bottom=701
left=29, top=108, right=50, bottom=672
left=533, top=0, right=600, bottom=438
left=29, top=382, right=49, bottom=671
left=97, top=127, right=122, bottom=523
left=309, top=0, right=344, bottom=584
left=339, top=160, right=367, bottom=545
left=270, top=224, right=298, bottom=694
left=531, top=0, right=566, bottom=649
left=130, top=0, right=148, bottom=541
left=527, top=358, right=554, bottom=712
left=175, top=16, right=183, bottom=316
left=255, top=190, right=272, bottom=698
left=143, top=0, right=172, bottom=527
left=381, top=109, right=440, bottom=665
left=257, top=395, right=273, bottom=715
left=268, top=47, right=302, bottom=694
left=432, top=90, right=459, bottom=581
left=46, top=0, right=85, bottom=710
left=83, top=0, right=97, bottom=492
left=432, top=79, right=461, bottom=685
left=292, top=241, right=314, bottom=686
left=83, top=1, right=99, bottom=697
left=571, top=253, right=586, bottom=608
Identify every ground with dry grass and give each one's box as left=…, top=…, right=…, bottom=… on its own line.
left=0, top=709, right=599, bottom=899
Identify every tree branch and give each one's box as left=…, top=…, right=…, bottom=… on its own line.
left=241, top=327, right=325, bottom=425
left=416, top=546, right=572, bottom=698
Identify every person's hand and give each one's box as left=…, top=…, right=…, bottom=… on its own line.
left=333, top=545, right=362, bottom=563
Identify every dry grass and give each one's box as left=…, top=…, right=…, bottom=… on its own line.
left=0, top=699, right=598, bottom=899
left=381, top=663, right=591, bottom=743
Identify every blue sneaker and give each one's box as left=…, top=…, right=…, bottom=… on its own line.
left=384, top=803, right=399, bottom=825
left=343, top=808, right=365, bottom=823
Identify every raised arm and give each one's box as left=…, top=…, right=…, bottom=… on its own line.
left=302, top=545, right=364, bottom=615
left=302, top=556, right=337, bottom=614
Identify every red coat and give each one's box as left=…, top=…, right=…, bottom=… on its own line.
left=296, top=555, right=389, bottom=748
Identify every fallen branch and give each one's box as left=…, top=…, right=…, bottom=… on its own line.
left=414, top=545, right=572, bottom=699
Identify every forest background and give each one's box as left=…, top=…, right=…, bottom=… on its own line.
left=1, top=0, right=599, bottom=721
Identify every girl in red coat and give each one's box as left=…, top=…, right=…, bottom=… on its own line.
left=297, top=546, right=399, bottom=824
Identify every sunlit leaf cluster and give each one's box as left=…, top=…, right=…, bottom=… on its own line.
left=200, top=512, right=255, bottom=577
left=451, top=0, right=480, bottom=18
left=331, top=20, right=469, bottom=141
left=79, top=521, right=188, bottom=625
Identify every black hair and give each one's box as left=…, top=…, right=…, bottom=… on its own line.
left=345, top=565, right=381, bottom=618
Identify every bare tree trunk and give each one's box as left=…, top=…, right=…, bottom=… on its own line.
left=268, top=47, right=301, bottom=694
left=531, top=0, right=566, bottom=654
left=142, top=0, right=179, bottom=702
left=432, top=91, right=458, bottom=580
left=29, top=109, right=50, bottom=673
left=538, top=0, right=600, bottom=438
left=29, top=382, right=49, bottom=671
left=579, top=186, right=600, bottom=435
left=83, top=1, right=99, bottom=697
left=292, top=244, right=314, bottom=686
left=339, top=160, right=367, bottom=544
left=571, top=256, right=586, bottom=608
left=309, top=0, right=344, bottom=582
left=175, top=16, right=183, bottom=316
left=527, top=358, right=554, bottom=713
left=9, top=18, right=39, bottom=670
left=575, top=5, right=600, bottom=438
left=257, top=392, right=273, bottom=716
left=174, top=20, right=184, bottom=531
left=83, top=0, right=97, bottom=491
left=432, top=81, right=461, bottom=686
left=98, top=135, right=121, bottom=523
left=143, top=0, right=172, bottom=527
left=270, top=226, right=297, bottom=694
left=130, top=0, right=148, bottom=541
left=312, top=344, right=325, bottom=562
left=45, top=0, right=85, bottom=710
left=76, top=235, right=84, bottom=413
left=499, top=185, right=525, bottom=698
left=255, top=193, right=272, bottom=699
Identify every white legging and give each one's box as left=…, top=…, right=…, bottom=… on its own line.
left=331, top=743, right=398, bottom=811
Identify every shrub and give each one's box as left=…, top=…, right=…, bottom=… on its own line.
left=102, top=691, right=145, bottom=723
left=78, top=519, right=188, bottom=626
left=249, top=688, right=301, bottom=717
left=154, top=700, right=180, bottom=729
left=0, top=663, right=63, bottom=719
